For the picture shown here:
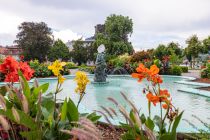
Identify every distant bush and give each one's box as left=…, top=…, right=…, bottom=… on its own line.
left=78, top=66, right=95, bottom=74
left=109, top=53, right=131, bottom=68
left=180, top=66, right=188, bottom=73
left=29, top=60, right=70, bottom=77
left=171, top=65, right=182, bottom=76
left=66, top=62, right=78, bottom=69
left=201, top=63, right=210, bottom=79
left=130, top=50, right=150, bottom=62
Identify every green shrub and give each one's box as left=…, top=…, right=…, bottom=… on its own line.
left=180, top=66, right=188, bottom=73
left=65, top=62, right=77, bottom=69
left=201, top=63, right=210, bottom=78
left=29, top=60, right=70, bottom=77
left=171, top=65, right=182, bottom=76
left=78, top=66, right=95, bottom=74
left=109, top=53, right=131, bottom=68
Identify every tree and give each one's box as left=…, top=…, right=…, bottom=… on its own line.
left=185, top=35, right=203, bottom=68
left=203, top=36, right=210, bottom=53
left=166, top=42, right=182, bottom=56
left=48, top=39, right=70, bottom=61
left=154, top=44, right=168, bottom=60
left=131, top=50, right=151, bottom=62
left=105, top=14, right=133, bottom=42
left=94, top=14, right=134, bottom=57
left=15, top=22, right=53, bottom=62
left=70, top=39, right=87, bottom=65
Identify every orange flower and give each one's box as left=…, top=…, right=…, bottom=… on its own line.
left=159, top=89, right=170, bottom=102
left=162, top=104, right=168, bottom=109
left=146, top=92, right=160, bottom=106
left=136, top=63, right=149, bottom=73
left=132, top=64, right=161, bottom=83
left=150, top=75, right=163, bottom=85
left=131, top=73, right=145, bottom=82
left=159, top=89, right=170, bottom=97
left=149, top=65, right=159, bottom=76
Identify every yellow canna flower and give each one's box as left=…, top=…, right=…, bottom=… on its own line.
left=58, top=75, right=66, bottom=84
left=48, top=60, right=66, bottom=76
left=74, top=71, right=90, bottom=94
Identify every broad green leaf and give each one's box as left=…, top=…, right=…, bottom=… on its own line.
left=0, top=86, right=7, bottom=96
left=20, top=130, right=42, bottom=140
left=129, top=110, right=135, bottom=123
left=145, top=117, right=155, bottom=131
left=121, top=131, right=136, bottom=140
left=170, top=111, right=184, bottom=140
left=140, top=114, right=146, bottom=124
left=41, top=93, right=54, bottom=114
left=159, top=134, right=172, bottom=140
left=18, top=70, right=30, bottom=99
left=0, top=109, right=38, bottom=130
left=61, top=98, right=67, bottom=121
left=66, top=98, right=79, bottom=122
left=33, top=83, right=49, bottom=96
left=87, top=112, right=101, bottom=123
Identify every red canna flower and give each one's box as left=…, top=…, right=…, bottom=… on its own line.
left=0, top=56, right=34, bottom=82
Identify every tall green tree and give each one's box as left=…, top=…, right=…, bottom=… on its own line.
left=105, top=14, right=133, bottom=42
left=203, top=36, right=210, bottom=53
left=48, top=39, right=70, bottom=61
left=166, top=42, right=182, bottom=56
left=15, top=22, right=53, bottom=62
left=154, top=44, right=168, bottom=60
left=70, top=39, right=87, bottom=65
left=185, top=35, right=203, bottom=68
left=94, top=14, right=134, bottom=57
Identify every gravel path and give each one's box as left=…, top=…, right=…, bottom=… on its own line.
left=181, top=70, right=200, bottom=78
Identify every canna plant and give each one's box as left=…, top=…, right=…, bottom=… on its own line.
left=74, top=71, right=90, bottom=108
left=98, top=92, right=157, bottom=140
left=132, top=63, right=183, bottom=140
left=100, top=63, right=183, bottom=140
left=0, top=59, right=100, bottom=140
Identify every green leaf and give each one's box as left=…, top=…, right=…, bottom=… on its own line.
left=121, top=131, right=136, bottom=140
left=66, top=98, right=79, bottom=122
left=140, top=114, right=146, bottom=124
left=129, top=110, right=135, bottom=123
left=145, top=117, right=155, bottom=131
left=18, top=70, right=30, bottom=99
left=159, top=134, right=172, bottom=140
left=41, top=93, right=54, bottom=114
left=0, top=109, right=38, bottom=130
left=20, top=130, right=42, bottom=140
left=0, top=86, right=7, bottom=96
left=33, top=83, right=49, bottom=96
left=87, top=112, right=101, bottom=123
left=171, top=111, right=184, bottom=139
left=61, top=98, right=67, bottom=121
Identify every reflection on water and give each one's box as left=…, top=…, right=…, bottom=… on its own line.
left=40, top=75, right=210, bottom=132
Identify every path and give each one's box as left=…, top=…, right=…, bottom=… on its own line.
left=181, top=69, right=200, bottom=78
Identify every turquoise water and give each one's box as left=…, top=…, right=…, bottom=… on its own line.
left=38, top=75, right=210, bottom=132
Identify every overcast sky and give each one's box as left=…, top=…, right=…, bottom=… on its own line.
left=0, top=0, right=210, bottom=50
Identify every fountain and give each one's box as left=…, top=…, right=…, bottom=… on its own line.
left=92, top=44, right=108, bottom=84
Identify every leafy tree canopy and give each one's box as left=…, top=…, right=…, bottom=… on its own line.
left=203, top=36, right=210, bottom=52
left=48, top=39, right=70, bottom=61
left=15, top=22, right=53, bottom=62
left=94, top=14, right=134, bottom=57
left=185, top=35, right=203, bottom=59
left=70, top=39, right=87, bottom=65
left=105, top=14, right=133, bottom=42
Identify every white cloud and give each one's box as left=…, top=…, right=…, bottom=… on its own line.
left=53, top=29, right=82, bottom=43
left=0, top=0, right=209, bottom=49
